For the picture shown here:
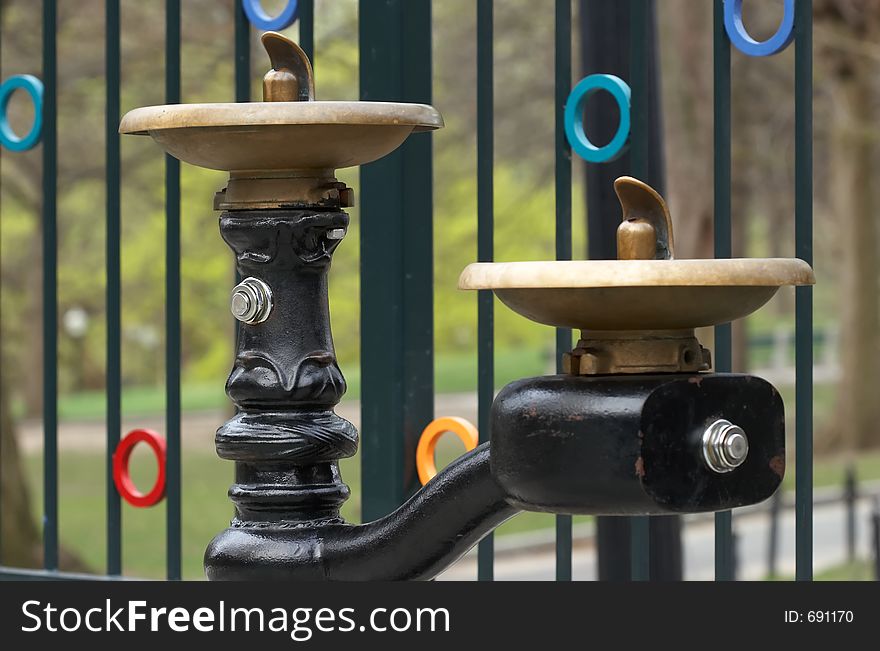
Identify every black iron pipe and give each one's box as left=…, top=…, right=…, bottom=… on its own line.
left=206, top=199, right=785, bottom=582
left=205, top=443, right=519, bottom=581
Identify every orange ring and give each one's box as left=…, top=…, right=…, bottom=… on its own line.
left=416, top=417, right=479, bottom=486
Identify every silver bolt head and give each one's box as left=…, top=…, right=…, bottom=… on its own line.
left=230, top=277, right=273, bottom=324
left=327, top=227, right=346, bottom=241
left=723, top=430, right=749, bottom=464
left=230, top=291, right=252, bottom=319
left=702, top=419, right=749, bottom=474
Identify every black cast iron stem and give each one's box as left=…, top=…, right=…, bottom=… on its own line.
left=205, top=205, right=787, bottom=581
left=205, top=206, right=518, bottom=580
left=206, top=443, right=518, bottom=581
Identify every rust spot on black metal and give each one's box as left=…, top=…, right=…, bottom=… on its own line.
left=634, top=456, right=645, bottom=478
left=769, top=454, right=785, bottom=478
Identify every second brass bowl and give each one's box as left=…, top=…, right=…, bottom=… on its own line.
left=458, top=258, right=815, bottom=331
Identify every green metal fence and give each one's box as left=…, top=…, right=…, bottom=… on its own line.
left=0, top=0, right=814, bottom=581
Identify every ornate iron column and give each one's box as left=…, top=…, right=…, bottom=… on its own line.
left=217, top=207, right=357, bottom=527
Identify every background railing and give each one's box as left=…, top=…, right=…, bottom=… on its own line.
left=0, top=0, right=823, bottom=582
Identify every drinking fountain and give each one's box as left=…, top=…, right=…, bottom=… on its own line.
left=120, top=34, right=813, bottom=581
left=459, top=176, right=814, bottom=515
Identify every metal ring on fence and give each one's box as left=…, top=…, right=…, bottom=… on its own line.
left=564, top=74, right=631, bottom=164
left=0, top=74, right=44, bottom=152
left=416, top=417, right=479, bottom=486
left=242, top=0, right=299, bottom=31
left=113, top=429, right=167, bottom=508
left=724, top=0, right=795, bottom=57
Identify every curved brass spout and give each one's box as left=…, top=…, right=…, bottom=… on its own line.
left=614, top=176, right=674, bottom=260
left=261, top=31, right=315, bottom=101
left=205, top=444, right=519, bottom=581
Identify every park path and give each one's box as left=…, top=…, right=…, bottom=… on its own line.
left=438, top=492, right=878, bottom=580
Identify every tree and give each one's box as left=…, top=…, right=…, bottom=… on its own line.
left=0, top=378, right=41, bottom=567
left=815, top=0, right=880, bottom=450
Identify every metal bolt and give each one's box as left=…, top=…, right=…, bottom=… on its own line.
left=327, top=227, right=346, bottom=241
left=702, top=419, right=749, bottom=473
left=230, top=277, right=273, bottom=324
left=230, top=291, right=251, bottom=319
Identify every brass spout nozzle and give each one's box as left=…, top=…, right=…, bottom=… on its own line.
left=261, top=32, right=315, bottom=102
left=614, top=176, right=675, bottom=260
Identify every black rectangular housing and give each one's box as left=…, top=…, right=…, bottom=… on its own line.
left=490, top=373, right=785, bottom=515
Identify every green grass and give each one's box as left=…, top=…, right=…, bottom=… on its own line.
left=783, top=449, right=880, bottom=492
left=56, top=382, right=226, bottom=421
left=49, top=346, right=553, bottom=422
left=767, top=559, right=875, bottom=581
left=815, top=559, right=875, bottom=581
left=46, top=342, right=834, bottom=424
left=22, top=444, right=880, bottom=580
left=22, top=435, right=565, bottom=579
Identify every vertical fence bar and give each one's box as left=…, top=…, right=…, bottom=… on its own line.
left=582, top=0, right=634, bottom=581
left=359, top=0, right=434, bottom=521
left=41, top=0, right=58, bottom=572
left=845, top=466, right=856, bottom=562
left=165, top=0, right=182, bottom=581
left=627, top=0, right=649, bottom=582
left=476, top=0, right=494, bottom=582
left=794, top=0, right=813, bottom=582
left=554, top=0, right=573, bottom=582
left=105, top=0, right=122, bottom=576
left=233, top=0, right=249, bottom=299
left=299, top=0, right=314, bottom=67
left=712, top=0, right=734, bottom=582
left=234, top=0, right=250, bottom=103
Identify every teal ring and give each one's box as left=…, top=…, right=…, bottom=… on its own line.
left=0, top=74, right=44, bottom=152
left=564, top=74, right=631, bottom=164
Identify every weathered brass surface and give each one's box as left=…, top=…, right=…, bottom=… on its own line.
left=562, top=330, right=711, bottom=375
left=460, top=263, right=811, bottom=330
left=214, top=172, right=354, bottom=211
left=261, top=32, right=315, bottom=102
left=615, top=176, right=674, bottom=260
left=459, top=176, right=815, bottom=375
left=119, top=33, right=443, bottom=209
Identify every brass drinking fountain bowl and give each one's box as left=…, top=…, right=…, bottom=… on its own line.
left=119, top=32, right=443, bottom=210
left=458, top=177, right=815, bottom=516
left=460, top=176, right=814, bottom=374
left=119, top=101, right=441, bottom=171
left=458, top=258, right=812, bottom=331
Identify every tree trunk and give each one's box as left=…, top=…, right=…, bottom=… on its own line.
left=1, top=379, right=91, bottom=571
left=659, top=0, right=714, bottom=261
left=828, top=56, right=880, bottom=450
left=0, top=377, right=41, bottom=567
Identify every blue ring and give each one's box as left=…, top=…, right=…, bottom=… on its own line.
left=724, top=0, right=795, bottom=57
left=0, top=74, right=44, bottom=152
left=564, top=74, right=631, bottom=164
left=242, top=0, right=299, bottom=31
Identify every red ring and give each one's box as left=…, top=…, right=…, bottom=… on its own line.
left=112, top=429, right=167, bottom=508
